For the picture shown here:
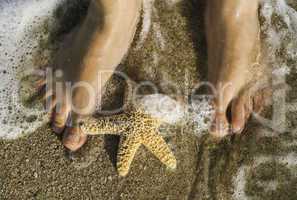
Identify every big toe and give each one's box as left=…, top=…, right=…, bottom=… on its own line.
left=63, top=127, right=88, bottom=152
left=52, top=102, right=70, bottom=134
left=52, top=113, right=68, bottom=134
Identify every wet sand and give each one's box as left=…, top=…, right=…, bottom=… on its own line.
left=1, top=0, right=297, bottom=199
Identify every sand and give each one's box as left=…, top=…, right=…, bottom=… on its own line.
left=0, top=0, right=297, bottom=199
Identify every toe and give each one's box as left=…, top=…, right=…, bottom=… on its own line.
left=231, top=95, right=252, bottom=134
left=52, top=113, right=68, bottom=134
left=63, top=127, right=88, bottom=152
left=28, top=79, right=46, bottom=101
left=35, top=79, right=46, bottom=89
left=253, top=87, right=272, bottom=114
left=52, top=101, right=70, bottom=134
left=34, top=80, right=46, bottom=96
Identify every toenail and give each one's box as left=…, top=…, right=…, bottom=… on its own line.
left=63, top=135, right=87, bottom=152
left=52, top=125, right=64, bottom=134
left=232, top=125, right=244, bottom=134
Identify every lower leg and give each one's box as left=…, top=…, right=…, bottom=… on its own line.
left=40, top=0, right=142, bottom=151
left=206, top=0, right=261, bottom=137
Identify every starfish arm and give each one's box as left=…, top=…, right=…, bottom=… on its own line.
left=80, top=113, right=131, bottom=135
left=143, top=131, right=177, bottom=170
left=117, top=135, right=141, bottom=177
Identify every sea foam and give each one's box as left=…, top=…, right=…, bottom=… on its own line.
left=0, top=0, right=62, bottom=139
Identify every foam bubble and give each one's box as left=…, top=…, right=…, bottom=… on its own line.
left=136, top=0, right=167, bottom=53
left=261, top=0, right=297, bottom=71
left=1, top=0, right=296, bottom=140
left=165, top=0, right=182, bottom=8
left=189, top=96, right=215, bottom=135
left=137, top=94, right=185, bottom=124
left=137, top=94, right=215, bottom=135
left=135, top=0, right=154, bottom=50
left=233, top=166, right=249, bottom=200
left=0, top=0, right=63, bottom=139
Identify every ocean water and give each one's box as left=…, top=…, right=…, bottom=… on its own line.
left=0, top=0, right=296, bottom=140
left=0, top=0, right=62, bottom=139
left=232, top=2, right=297, bottom=199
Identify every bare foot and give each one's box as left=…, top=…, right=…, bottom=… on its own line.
left=210, top=82, right=272, bottom=137
left=34, top=0, right=141, bottom=151
left=206, top=0, right=271, bottom=137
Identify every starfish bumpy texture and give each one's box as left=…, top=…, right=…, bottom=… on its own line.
left=80, top=107, right=177, bottom=177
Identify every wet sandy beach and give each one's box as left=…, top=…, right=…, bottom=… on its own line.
left=1, top=0, right=297, bottom=199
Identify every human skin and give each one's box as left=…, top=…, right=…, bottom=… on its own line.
left=36, top=0, right=268, bottom=150
left=206, top=0, right=269, bottom=137
left=37, top=0, right=142, bottom=151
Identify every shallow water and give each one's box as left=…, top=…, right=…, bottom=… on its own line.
left=0, top=0, right=64, bottom=138
left=232, top=2, right=297, bottom=199
left=0, top=0, right=296, bottom=140
left=0, top=1, right=296, bottom=199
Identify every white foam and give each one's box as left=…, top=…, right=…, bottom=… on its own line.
left=232, top=2, right=297, bottom=198
left=136, top=0, right=167, bottom=54
left=137, top=93, right=215, bottom=137
left=137, top=94, right=185, bottom=124
left=136, top=0, right=154, bottom=50
left=0, top=0, right=63, bottom=139
left=165, top=0, right=182, bottom=9
left=256, top=0, right=297, bottom=135
left=272, top=64, right=291, bottom=75
left=1, top=0, right=296, bottom=140
left=190, top=96, right=215, bottom=135
left=153, top=22, right=166, bottom=50
left=261, top=0, right=297, bottom=71
left=233, top=166, right=249, bottom=200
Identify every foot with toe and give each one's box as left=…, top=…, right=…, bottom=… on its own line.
left=210, top=84, right=271, bottom=138
left=32, top=66, right=97, bottom=152
left=63, top=126, right=88, bottom=152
